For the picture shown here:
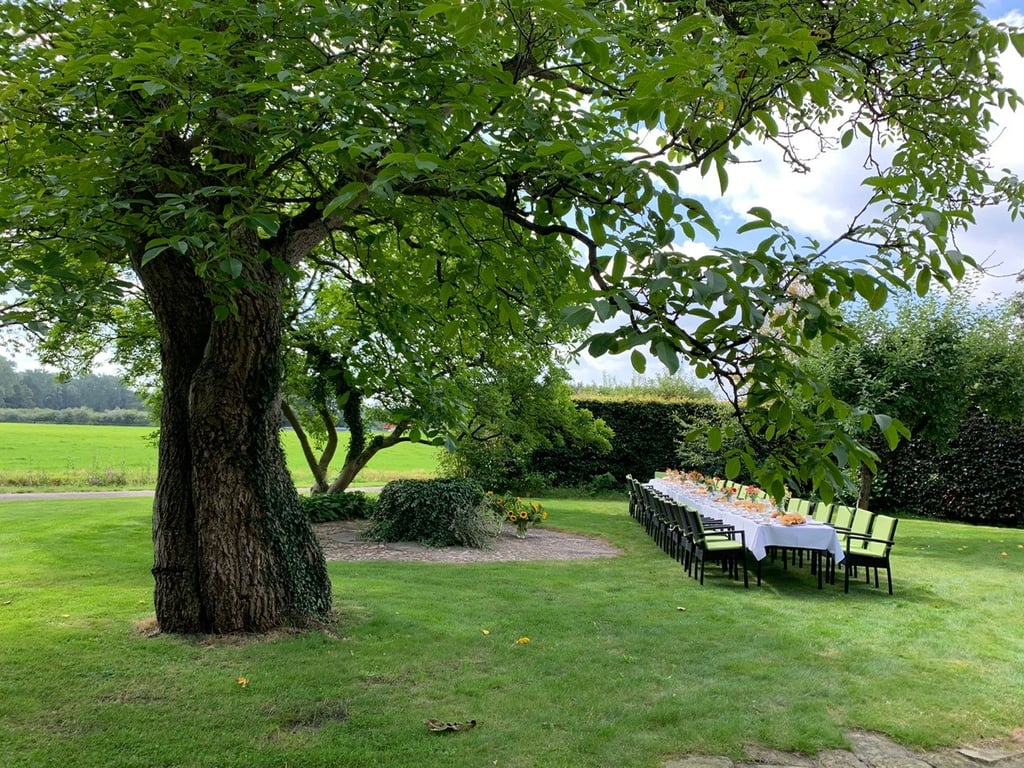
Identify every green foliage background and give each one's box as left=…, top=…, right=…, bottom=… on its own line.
left=531, top=395, right=736, bottom=485
left=876, top=409, right=1024, bottom=527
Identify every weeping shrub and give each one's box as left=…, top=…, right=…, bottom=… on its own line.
left=364, top=478, right=499, bottom=548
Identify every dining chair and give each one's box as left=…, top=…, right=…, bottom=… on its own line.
left=682, top=505, right=749, bottom=587
left=842, top=515, right=899, bottom=594
left=665, top=500, right=695, bottom=574
left=811, top=503, right=834, bottom=524
left=830, top=505, right=854, bottom=531
left=626, top=475, right=640, bottom=521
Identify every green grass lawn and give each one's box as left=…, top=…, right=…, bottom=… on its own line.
left=0, top=422, right=440, bottom=491
left=2, top=496, right=1023, bottom=767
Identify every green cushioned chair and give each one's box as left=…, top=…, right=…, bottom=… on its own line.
left=842, top=515, right=898, bottom=594
left=681, top=505, right=749, bottom=588
left=811, top=503, right=834, bottom=524
left=830, top=505, right=854, bottom=531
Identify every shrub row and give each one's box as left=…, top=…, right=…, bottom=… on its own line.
left=530, top=396, right=734, bottom=486
left=0, top=407, right=152, bottom=426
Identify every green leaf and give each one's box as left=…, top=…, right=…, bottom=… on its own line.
left=915, top=268, right=931, bottom=297
left=247, top=213, right=279, bottom=236
left=220, top=258, right=243, bottom=279
left=562, top=306, right=595, bottom=328
left=630, top=349, right=647, bottom=374
left=654, top=340, right=679, bottom=374
left=725, top=456, right=740, bottom=479
left=140, top=81, right=166, bottom=96
left=1011, top=31, right=1024, bottom=57
left=707, top=425, right=722, bottom=451
left=323, top=182, right=366, bottom=217
left=921, top=210, right=944, bottom=234
left=588, top=333, right=617, bottom=357
left=945, top=250, right=966, bottom=281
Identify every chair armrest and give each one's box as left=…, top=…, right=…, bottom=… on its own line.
left=843, top=531, right=895, bottom=553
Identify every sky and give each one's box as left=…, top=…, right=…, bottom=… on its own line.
left=567, top=6, right=1024, bottom=385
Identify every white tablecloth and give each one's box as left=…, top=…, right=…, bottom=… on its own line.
left=650, top=479, right=844, bottom=564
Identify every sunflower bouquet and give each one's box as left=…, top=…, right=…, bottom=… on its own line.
left=485, top=492, right=547, bottom=538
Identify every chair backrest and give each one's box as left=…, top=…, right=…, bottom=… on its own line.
left=846, top=507, right=874, bottom=550
left=672, top=502, right=694, bottom=537
left=812, top=503, right=834, bottom=524
left=865, top=515, right=898, bottom=557
left=664, top=499, right=685, bottom=530
left=851, top=507, right=873, bottom=535
left=831, top=505, right=854, bottom=530
left=683, top=504, right=712, bottom=541
left=735, top=485, right=748, bottom=499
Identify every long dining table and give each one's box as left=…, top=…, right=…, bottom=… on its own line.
left=649, top=477, right=844, bottom=588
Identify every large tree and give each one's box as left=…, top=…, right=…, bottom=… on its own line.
left=1, top=0, right=1021, bottom=632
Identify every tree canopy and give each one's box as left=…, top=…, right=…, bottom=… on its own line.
left=1, top=0, right=1021, bottom=632
left=794, top=290, right=1024, bottom=506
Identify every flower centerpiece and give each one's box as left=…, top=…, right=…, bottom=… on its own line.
left=485, top=493, right=547, bottom=538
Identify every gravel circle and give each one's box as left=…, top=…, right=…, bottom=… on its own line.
left=315, top=520, right=621, bottom=563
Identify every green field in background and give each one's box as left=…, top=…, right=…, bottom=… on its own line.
left=0, top=422, right=440, bottom=491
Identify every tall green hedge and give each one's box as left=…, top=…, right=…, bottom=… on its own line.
left=530, top=395, right=733, bottom=485
left=875, top=409, right=1024, bottom=527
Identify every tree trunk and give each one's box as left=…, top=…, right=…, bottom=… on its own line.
left=327, top=424, right=410, bottom=494
left=281, top=400, right=329, bottom=494
left=136, top=250, right=332, bottom=634
left=857, top=462, right=873, bottom=511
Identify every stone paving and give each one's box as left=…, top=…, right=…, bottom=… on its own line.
left=664, top=731, right=1024, bottom=768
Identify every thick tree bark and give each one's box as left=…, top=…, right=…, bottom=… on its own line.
left=857, top=462, right=873, bottom=511
left=134, top=250, right=332, bottom=634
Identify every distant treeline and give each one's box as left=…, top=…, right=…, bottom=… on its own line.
left=0, top=407, right=152, bottom=425
left=0, top=355, right=147, bottom=420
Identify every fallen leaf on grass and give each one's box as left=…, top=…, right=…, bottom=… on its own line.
left=514, top=636, right=530, bottom=645
left=425, top=719, right=477, bottom=732
left=480, top=629, right=490, bottom=635
left=236, top=677, right=248, bottom=688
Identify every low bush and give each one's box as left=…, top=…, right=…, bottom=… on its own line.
left=585, top=471, right=622, bottom=495
left=364, top=478, right=498, bottom=548
left=300, top=491, right=376, bottom=523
